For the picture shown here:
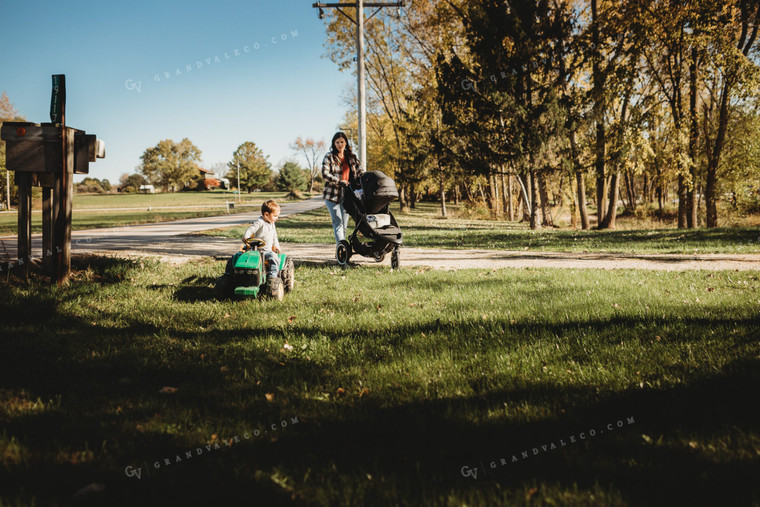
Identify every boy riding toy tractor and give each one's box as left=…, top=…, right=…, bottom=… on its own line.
left=215, top=236, right=294, bottom=300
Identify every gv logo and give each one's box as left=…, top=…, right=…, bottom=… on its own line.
left=125, top=79, right=142, bottom=93
left=124, top=465, right=142, bottom=479
left=460, top=465, right=479, bottom=479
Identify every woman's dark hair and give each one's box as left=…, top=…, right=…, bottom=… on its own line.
left=330, top=131, right=356, bottom=162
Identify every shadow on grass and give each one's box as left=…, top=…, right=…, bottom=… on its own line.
left=1, top=258, right=759, bottom=505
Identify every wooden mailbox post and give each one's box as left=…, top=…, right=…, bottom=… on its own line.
left=0, top=75, right=105, bottom=283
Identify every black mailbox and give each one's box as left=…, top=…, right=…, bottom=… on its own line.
left=0, top=121, right=105, bottom=175
left=0, top=122, right=62, bottom=173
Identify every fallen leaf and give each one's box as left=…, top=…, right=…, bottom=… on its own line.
left=283, top=343, right=294, bottom=351
left=265, top=393, right=275, bottom=402
left=159, top=386, right=178, bottom=394
left=288, top=315, right=296, bottom=324
left=220, top=366, right=229, bottom=372
left=336, top=387, right=346, bottom=397
left=359, top=388, right=370, bottom=398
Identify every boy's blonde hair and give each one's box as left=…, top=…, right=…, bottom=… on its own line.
left=261, top=199, right=280, bottom=215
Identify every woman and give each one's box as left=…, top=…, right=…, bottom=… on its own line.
left=322, top=132, right=363, bottom=246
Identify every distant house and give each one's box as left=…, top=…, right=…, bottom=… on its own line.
left=139, top=184, right=155, bottom=194
left=198, top=167, right=222, bottom=190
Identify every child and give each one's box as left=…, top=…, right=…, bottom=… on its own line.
left=242, top=199, right=281, bottom=280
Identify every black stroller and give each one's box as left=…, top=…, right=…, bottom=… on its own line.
left=337, top=170, right=403, bottom=269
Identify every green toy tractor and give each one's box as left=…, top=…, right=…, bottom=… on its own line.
left=215, top=237, right=294, bottom=300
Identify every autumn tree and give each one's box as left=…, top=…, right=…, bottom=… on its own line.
left=700, top=0, right=760, bottom=227
left=140, top=138, right=202, bottom=192
left=227, top=142, right=271, bottom=193
left=290, top=137, right=326, bottom=192
left=0, top=91, right=24, bottom=209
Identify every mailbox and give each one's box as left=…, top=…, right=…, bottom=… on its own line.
left=73, top=131, right=106, bottom=175
left=0, top=122, right=62, bottom=173
left=0, top=121, right=105, bottom=175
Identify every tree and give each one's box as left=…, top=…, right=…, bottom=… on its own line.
left=701, top=0, right=760, bottom=227
left=118, top=173, right=147, bottom=193
left=290, top=137, right=326, bottom=192
left=139, top=138, right=202, bottom=192
left=276, top=161, right=308, bottom=197
left=75, top=177, right=109, bottom=194
left=227, top=142, right=272, bottom=192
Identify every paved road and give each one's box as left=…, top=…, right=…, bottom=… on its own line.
left=0, top=197, right=325, bottom=262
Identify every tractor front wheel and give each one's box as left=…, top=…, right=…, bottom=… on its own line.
left=267, top=277, right=284, bottom=301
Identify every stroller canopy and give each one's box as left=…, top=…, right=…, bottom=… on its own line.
left=358, top=171, right=399, bottom=213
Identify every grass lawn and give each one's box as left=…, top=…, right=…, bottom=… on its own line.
left=0, top=192, right=309, bottom=235
left=1, top=258, right=759, bottom=505
left=203, top=202, right=760, bottom=255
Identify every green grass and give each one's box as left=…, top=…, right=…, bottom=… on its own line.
left=1, top=258, right=759, bottom=505
left=204, top=202, right=760, bottom=255
left=0, top=191, right=310, bottom=235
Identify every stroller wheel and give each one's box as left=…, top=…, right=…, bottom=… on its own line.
left=372, top=251, right=386, bottom=263
left=336, top=240, right=352, bottom=267
left=391, top=247, right=400, bottom=269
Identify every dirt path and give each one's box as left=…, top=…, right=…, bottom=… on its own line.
left=74, top=237, right=760, bottom=271
left=3, top=195, right=758, bottom=271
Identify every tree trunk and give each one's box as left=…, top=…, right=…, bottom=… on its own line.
left=677, top=175, right=687, bottom=228
left=600, top=171, right=620, bottom=229
left=529, top=169, right=541, bottom=230
left=624, top=170, right=636, bottom=213
left=439, top=165, right=447, bottom=218
left=538, top=171, right=553, bottom=227
left=643, top=172, right=651, bottom=204
left=570, top=130, right=590, bottom=229
left=399, top=186, right=409, bottom=212
left=506, top=173, right=514, bottom=221
left=454, top=184, right=460, bottom=205
left=687, top=45, right=699, bottom=228
left=706, top=79, right=733, bottom=228
left=488, top=173, right=499, bottom=216
left=591, top=0, right=607, bottom=228
left=517, top=173, right=531, bottom=222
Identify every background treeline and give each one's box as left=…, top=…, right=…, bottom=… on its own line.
left=322, top=0, right=760, bottom=229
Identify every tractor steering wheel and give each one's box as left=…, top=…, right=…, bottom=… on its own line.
left=243, top=237, right=266, bottom=251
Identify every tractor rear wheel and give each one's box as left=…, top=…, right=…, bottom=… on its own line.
left=280, top=257, right=295, bottom=292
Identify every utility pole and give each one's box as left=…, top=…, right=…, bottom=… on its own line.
left=313, top=1, right=404, bottom=172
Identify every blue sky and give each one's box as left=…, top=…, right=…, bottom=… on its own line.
left=0, top=0, right=353, bottom=183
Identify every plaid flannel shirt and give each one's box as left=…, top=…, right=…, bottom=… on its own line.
left=322, top=152, right=363, bottom=203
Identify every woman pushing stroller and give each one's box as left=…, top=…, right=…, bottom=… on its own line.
left=322, top=131, right=402, bottom=269
left=322, top=132, right=363, bottom=249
